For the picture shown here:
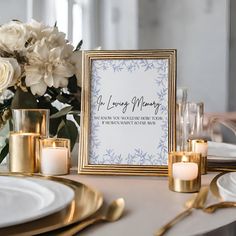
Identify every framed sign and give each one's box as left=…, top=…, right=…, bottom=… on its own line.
left=78, top=50, right=176, bottom=176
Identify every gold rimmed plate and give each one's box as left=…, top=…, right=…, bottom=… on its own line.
left=0, top=173, right=103, bottom=236
left=210, top=172, right=226, bottom=200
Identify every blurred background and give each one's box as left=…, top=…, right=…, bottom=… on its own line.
left=0, top=0, right=235, bottom=115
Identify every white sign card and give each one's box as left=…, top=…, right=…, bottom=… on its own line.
left=79, top=50, right=176, bottom=176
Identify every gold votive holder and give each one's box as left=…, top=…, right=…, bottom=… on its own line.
left=39, top=138, right=70, bottom=176
left=168, top=152, right=201, bottom=193
left=12, top=109, right=49, bottom=137
left=9, top=132, right=40, bottom=173
left=188, top=139, right=208, bottom=175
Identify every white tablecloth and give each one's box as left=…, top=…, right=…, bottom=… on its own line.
left=64, top=170, right=236, bottom=236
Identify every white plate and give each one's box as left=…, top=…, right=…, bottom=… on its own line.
left=230, top=172, right=236, bottom=185
left=217, top=172, right=236, bottom=201
left=0, top=176, right=74, bottom=228
left=208, top=141, right=236, bottom=162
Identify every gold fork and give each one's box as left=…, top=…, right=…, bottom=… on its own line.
left=154, top=186, right=209, bottom=236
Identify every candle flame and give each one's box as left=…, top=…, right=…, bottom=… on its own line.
left=182, top=155, right=188, bottom=162
left=52, top=142, right=56, bottom=148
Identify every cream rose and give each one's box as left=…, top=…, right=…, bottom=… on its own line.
left=0, top=57, right=21, bottom=92
left=0, top=21, right=29, bottom=52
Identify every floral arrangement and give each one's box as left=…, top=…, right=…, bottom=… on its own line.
left=0, top=19, right=82, bottom=162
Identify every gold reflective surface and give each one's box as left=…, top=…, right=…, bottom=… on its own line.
left=209, top=172, right=225, bottom=200
left=12, top=109, right=49, bottom=137
left=0, top=173, right=103, bottom=236
left=57, top=198, right=125, bottom=236
left=9, top=133, right=40, bottom=173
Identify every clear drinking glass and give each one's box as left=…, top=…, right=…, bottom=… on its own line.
left=176, top=88, right=188, bottom=151
left=180, top=102, right=204, bottom=151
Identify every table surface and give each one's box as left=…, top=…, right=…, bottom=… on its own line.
left=62, top=170, right=236, bottom=236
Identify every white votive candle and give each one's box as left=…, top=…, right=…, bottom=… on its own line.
left=195, top=142, right=208, bottom=157
left=41, top=147, right=68, bottom=175
left=172, top=162, right=198, bottom=180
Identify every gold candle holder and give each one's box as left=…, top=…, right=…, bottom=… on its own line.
left=168, top=152, right=201, bottom=193
left=39, top=138, right=70, bottom=176
left=9, top=132, right=40, bottom=173
left=188, top=139, right=208, bottom=175
left=12, top=109, right=49, bottom=137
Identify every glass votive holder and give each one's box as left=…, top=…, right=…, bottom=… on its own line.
left=9, top=132, right=40, bottom=173
left=168, top=152, right=201, bottom=193
left=39, top=138, right=70, bottom=176
left=176, top=102, right=204, bottom=151
left=188, top=139, right=208, bottom=175
left=12, top=109, right=49, bottom=137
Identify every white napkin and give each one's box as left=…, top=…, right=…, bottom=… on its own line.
left=208, top=141, right=236, bottom=161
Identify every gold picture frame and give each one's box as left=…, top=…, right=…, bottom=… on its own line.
left=78, top=50, right=176, bottom=176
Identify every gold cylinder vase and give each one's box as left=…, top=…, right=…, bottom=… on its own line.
left=9, top=132, right=40, bottom=173
left=12, top=109, right=49, bottom=137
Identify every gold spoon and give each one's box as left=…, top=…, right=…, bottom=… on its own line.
left=203, top=201, right=236, bottom=213
left=184, top=186, right=209, bottom=209
left=57, top=198, right=125, bottom=236
left=154, top=186, right=209, bottom=236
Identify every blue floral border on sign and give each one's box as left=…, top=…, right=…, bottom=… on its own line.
left=89, top=59, right=168, bottom=165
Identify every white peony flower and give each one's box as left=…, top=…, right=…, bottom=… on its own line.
left=26, top=19, right=67, bottom=49
left=25, top=39, right=75, bottom=96
left=0, top=57, right=21, bottom=92
left=0, top=21, right=29, bottom=52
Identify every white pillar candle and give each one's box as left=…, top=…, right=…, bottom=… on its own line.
left=41, top=147, right=68, bottom=175
left=194, top=142, right=208, bottom=157
left=172, top=162, right=198, bottom=180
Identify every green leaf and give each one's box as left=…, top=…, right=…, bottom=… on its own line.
left=68, top=110, right=80, bottom=115
left=57, top=120, right=78, bottom=150
left=49, top=106, right=63, bottom=136
left=11, top=88, right=38, bottom=109
left=56, top=94, right=72, bottom=104
left=68, top=75, right=78, bottom=93
left=75, top=40, right=83, bottom=51
left=50, top=116, right=63, bottom=136
left=73, top=114, right=80, bottom=126
left=0, top=98, right=12, bottom=111
left=50, top=106, right=73, bottom=119
left=57, top=119, right=66, bottom=133
left=0, top=143, right=9, bottom=163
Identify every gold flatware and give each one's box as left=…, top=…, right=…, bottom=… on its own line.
left=203, top=201, right=236, bottom=213
left=57, top=198, right=125, bottom=236
left=184, top=186, right=209, bottom=209
left=154, top=186, right=209, bottom=236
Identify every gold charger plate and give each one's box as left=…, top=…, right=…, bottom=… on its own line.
left=0, top=173, right=103, bottom=236
left=210, top=172, right=227, bottom=200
